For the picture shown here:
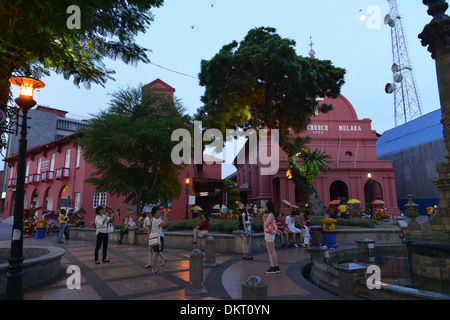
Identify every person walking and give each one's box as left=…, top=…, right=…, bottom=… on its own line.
left=144, top=207, right=169, bottom=268
left=146, top=206, right=168, bottom=274
left=57, top=209, right=67, bottom=243
left=263, top=201, right=279, bottom=274
left=94, top=205, right=111, bottom=264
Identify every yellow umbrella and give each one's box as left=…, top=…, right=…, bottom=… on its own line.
left=190, top=206, right=203, bottom=211
left=338, top=205, right=347, bottom=211
left=347, top=199, right=361, bottom=204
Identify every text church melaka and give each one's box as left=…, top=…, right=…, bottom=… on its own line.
left=234, top=94, right=400, bottom=216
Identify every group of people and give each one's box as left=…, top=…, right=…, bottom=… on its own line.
left=275, top=210, right=311, bottom=249
left=262, top=202, right=311, bottom=274
left=91, top=201, right=312, bottom=277
left=93, top=205, right=169, bottom=274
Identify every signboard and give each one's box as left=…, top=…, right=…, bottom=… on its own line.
left=60, top=198, right=71, bottom=207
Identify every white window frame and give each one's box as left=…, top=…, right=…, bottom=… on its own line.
left=74, top=192, right=81, bottom=210
left=93, top=192, right=107, bottom=208
left=37, top=157, right=42, bottom=174
left=76, top=146, right=81, bottom=168
left=50, top=153, right=55, bottom=171
left=65, top=148, right=71, bottom=168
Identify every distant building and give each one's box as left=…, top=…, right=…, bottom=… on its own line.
left=0, top=106, right=89, bottom=214
left=3, top=79, right=223, bottom=222
left=376, top=109, right=445, bottom=215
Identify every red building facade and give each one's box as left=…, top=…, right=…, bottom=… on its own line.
left=235, top=94, right=400, bottom=216
left=4, top=79, right=223, bottom=223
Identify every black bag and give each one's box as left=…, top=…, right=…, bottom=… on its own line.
left=238, top=214, right=244, bottom=231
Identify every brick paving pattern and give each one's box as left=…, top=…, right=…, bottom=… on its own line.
left=0, top=234, right=339, bottom=300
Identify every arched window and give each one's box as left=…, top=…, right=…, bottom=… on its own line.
left=330, top=180, right=349, bottom=203
left=364, top=180, right=383, bottom=209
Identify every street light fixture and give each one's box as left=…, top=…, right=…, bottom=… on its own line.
left=5, top=75, right=45, bottom=300
left=367, top=171, right=374, bottom=219
left=9, top=76, right=45, bottom=111
left=184, top=176, right=190, bottom=220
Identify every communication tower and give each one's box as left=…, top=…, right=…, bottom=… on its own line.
left=384, top=0, right=423, bottom=127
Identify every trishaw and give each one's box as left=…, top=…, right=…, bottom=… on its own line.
left=42, top=210, right=61, bottom=235
left=372, top=200, right=390, bottom=221
left=70, top=208, right=86, bottom=228
left=23, top=207, right=42, bottom=237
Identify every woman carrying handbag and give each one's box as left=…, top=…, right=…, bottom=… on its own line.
left=144, top=206, right=168, bottom=274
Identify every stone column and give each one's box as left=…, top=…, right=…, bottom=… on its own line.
left=402, top=1, right=450, bottom=286
left=334, top=263, right=368, bottom=300
left=204, top=236, right=219, bottom=267
left=309, top=246, right=328, bottom=264
left=127, top=227, right=137, bottom=245
left=418, top=0, right=450, bottom=244
left=355, top=238, right=376, bottom=263
left=241, top=276, right=267, bottom=300
left=185, top=249, right=208, bottom=296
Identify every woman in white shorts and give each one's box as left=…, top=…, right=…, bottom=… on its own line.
left=263, top=201, right=279, bottom=274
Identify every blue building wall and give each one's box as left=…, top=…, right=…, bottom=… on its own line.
left=377, top=109, right=446, bottom=215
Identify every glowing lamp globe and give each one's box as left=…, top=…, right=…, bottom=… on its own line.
left=9, top=76, right=45, bottom=111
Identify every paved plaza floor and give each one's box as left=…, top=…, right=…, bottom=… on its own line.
left=0, top=232, right=339, bottom=301
left=0, top=215, right=431, bottom=301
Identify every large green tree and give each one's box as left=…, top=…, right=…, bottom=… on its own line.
left=0, top=0, right=163, bottom=146
left=196, top=27, right=346, bottom=215
left=77, top=87, right=191, bottom=217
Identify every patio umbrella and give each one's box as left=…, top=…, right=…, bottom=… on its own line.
left=235, top=201, right=244, bottom=209
left=282, top=199, right=299, bottom=208
left=372, top=200, right=385, bottom=205
left=190, top=206, right=203, bottom=211
left=330, top=200, right=341, bottom=205
left=24, top=206, right=43, bottom=212
left=347, top=199, right=361, bottom=204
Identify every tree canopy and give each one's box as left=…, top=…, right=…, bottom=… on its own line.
left=0, top=0, right=163, bottom=146
left=196, top=27, right=346, bottom=215
left=77, top=86, right=191, bottom=216
left=196, top=27, right=345, bottom=147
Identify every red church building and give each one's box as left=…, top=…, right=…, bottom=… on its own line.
left=234, top=94, right=400, bottom=216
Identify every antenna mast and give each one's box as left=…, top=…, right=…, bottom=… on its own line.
left=384, top=0, right=423, bottom=127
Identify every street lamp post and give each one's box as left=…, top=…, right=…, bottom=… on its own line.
left=185, top=176, right=190, bottom=220
left=367, top=171, right=374, bottom=219
left=5, top=76, right=45, bottom=300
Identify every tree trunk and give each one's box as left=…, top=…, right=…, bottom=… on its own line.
left=305, top=186, right=326, bottom=217
left=288, top=158, right=326, bottom=217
